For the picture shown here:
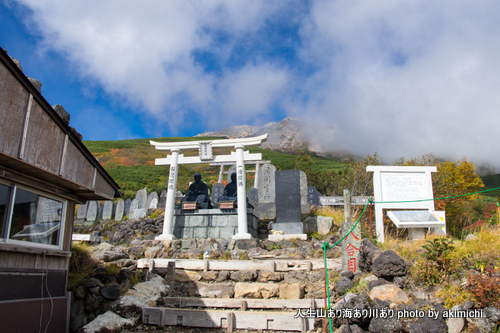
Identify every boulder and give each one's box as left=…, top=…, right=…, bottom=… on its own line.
left=409, top=315, right=447, bottom=333
left=100, top=285, right=121, bottom=300
left=335, top=277, right=353, bottom=295
left=344, top=293, right=376, bottom=327
left=369, top=284, right=409, bottom=305
left=369, top=317, right=404, bottom=333
left=187, top=282, right=234, bottom=298
left=372, top=250, right=409, bottom=278
left=175, top=270, right=202, bottom=282
left=230, top=270, right=257, bottom=282
left=234, top=282, right=279, bottom=299
left=279, top=283, right=304, bottom=299
left=80, top=311, right=136, bottom=333
left=334, top=324, right=364, bottom=333
left=359, top=239, right=381, bottom=272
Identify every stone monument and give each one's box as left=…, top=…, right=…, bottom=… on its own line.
left=307, top=186, right=321, bottom=206
left=146, top=192, right=158, bottom=210
left=273, top=170, right=304, bottom=234
left=136, top=188, right=148, bottom=210
left=124, top=198, right=132, bottom=216
left=102, top=201, right=114, bottom=221
left=253, top=163, right=276, bottom=219
left=115, top=199, right=125, bottom=221
left=86, top=201, right=98, bottom=222
left=211, top=183, right=225, bottom=205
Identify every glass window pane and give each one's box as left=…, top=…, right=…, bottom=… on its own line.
left=0, top=184, right=11, bottom=238
left=9, top=188, right=63, bottom=246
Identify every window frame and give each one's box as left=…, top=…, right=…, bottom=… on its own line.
left=0, top=178, right=67, bottom=250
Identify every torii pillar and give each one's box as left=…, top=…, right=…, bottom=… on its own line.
left=151, top=134, right=268, bottom=240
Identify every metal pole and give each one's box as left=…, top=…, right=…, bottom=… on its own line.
left=343, top=188, right=351, bottom=223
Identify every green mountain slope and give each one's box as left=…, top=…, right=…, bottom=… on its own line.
left=83, top=137, right=346, bottom=199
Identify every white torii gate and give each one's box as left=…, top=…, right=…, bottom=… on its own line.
left=151, top=134, right=268, bottom=240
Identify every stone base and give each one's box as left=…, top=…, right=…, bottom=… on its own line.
left=173, top=209, right=258, bottom=239
left=155, top=233, right=177, bottom=241
left=253, top=202, right=276, bottom=219
left=232, top=233, right=253, bottom=240
left=271, top=222, right=304, bottom=234
left=268, top=234, right=307, bottom=241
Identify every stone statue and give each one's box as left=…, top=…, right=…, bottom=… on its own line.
left=181, top=173, right=211, bottom=207
left=218, top=172, right=238, bottom=202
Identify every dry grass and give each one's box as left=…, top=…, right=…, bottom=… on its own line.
left=310, top=206, right=360, bottom=227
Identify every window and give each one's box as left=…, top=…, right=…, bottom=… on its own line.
left=0, top=182, right=65, bottom=248
left=0, top=184, right=11, bottom=238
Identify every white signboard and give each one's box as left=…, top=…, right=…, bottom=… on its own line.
left=366, top=166, right=437, bottom=243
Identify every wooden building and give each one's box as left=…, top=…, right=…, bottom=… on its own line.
left=0, top=48, right=121, bottom=332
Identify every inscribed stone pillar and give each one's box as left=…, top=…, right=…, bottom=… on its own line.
left=211, top=183, right=225, bottom=204
left=136, top=188, right=148, bottom=209
left=115, top=199, right=124, bottom=221
left=227, top=165, right=236, bottom=183
left=124, top=198, right=132, bottom=216
left=129, top=199, right=138, bottom=219
left=257, top=164, right=276, bottom=203
left=146, top=192, right=158, bottom=210
left=307, top=186, right=321, bottom=206
left=76, top=203, right=87, bottom=220
left=86, top=201, right=98, bottom=222
left=149, top=198, right=158, bottom=209
left=247, top=188, right=258, bottom=206
left=102, top=201, right=114, bottom=221
left=273, top=170, right=304, bottom=234
left=341, top=222, right=361, bottom=273
left=299, top=171, right=308, bottom=214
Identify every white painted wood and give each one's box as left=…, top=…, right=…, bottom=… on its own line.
left=72, top=234, right=91, bottom=241
left=155, top=152, right=262, bottom=165
left=233, top=144, right=251, bottom=239
left=366, top=165, right=437, bottom=243
left=157, top=149, right=180, bottom=240
left=150, top=134, right=268, bottom=150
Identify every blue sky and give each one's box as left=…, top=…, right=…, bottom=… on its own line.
left=2, top=1, right=500, bottom=167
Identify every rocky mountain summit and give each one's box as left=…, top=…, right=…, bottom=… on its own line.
left=196, top=117, right=337, bottom=155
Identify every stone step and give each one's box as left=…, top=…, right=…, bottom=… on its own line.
left=138, top=258, right=342, bottom=272
left=143, top=307, right=315, bottom=332
left=162, top=297, right=326, bottom=310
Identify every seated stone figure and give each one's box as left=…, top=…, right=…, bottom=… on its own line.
left=218, top=172, right=238, bottom=202
left=181, top=173, right=211, bottom=208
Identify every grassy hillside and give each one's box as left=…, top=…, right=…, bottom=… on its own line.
left=480, top=174, right=500, bottom=198
left=83, top=137, right=346, bottom=199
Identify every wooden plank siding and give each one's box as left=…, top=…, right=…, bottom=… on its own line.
left=0, top=250, right=69, bottom=270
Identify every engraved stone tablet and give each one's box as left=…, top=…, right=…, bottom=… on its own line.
left=102, top=201, right=114, bottom=221
left=308, top=186, right=321, bottom=206
left=86, top=201, right=98, bottom=222
left=227, top=165, right=236, bottom=183
left=124, top=198, right=132, bottom=216
left=115, top=199, right=124, bottom=221
left=136, top=188, right=148, bottom=209
left=149, top=198, right=158, bottom=209
left=300, top=171, right=308, bottom=214
left=275, top=170, right=301, bottom=224
left=129, top=199, right=138, bottom=218
left=146, top=192, right=158, bottom=210
left=257, top=164, right=276, bottom=203
left=247, top=187, right=258, bottom=206
left=76, top=203, right=87, bottom=219
left=211, top=183, right=225, bottom=204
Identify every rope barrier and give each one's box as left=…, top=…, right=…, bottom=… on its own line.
left=321, top=185, right=500, bottom=332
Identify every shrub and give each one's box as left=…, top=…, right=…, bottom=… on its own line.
left=466, top=268, right=500, bottom=307
left=436, top=283, right=474, bottom=308
left=68, top=242, right=99, bottom=290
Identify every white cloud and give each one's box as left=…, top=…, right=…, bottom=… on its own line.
left=10, top=0, right=500, bottom=166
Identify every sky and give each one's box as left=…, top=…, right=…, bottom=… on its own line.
left=1, top=0, right=500, bottom=167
